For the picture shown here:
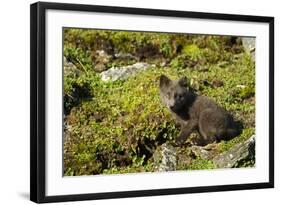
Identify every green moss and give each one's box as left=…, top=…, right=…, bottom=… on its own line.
left=63, top=29, right=255, bottom=175
left=239, top=85, right=255, bottom=99
left=64, top=47, right=93, bottom=72
left=182, top=44, right=201, bottom=60
left=188, top=158, right=215, bottom=170
left=219, top=128, right=255, bottom=153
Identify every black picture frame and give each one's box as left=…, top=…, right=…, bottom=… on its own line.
left=30, top=1, right=274, bottom=203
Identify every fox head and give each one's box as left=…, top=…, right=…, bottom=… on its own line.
left=159, top=75, right=191, bottom=112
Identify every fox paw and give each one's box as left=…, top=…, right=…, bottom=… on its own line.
left=173, top=138, right=186, bottom=147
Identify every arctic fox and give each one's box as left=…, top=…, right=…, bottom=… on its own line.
left=159, top=75, right=239, bottom=146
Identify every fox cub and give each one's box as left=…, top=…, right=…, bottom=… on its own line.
left=159, top=75, right=239, bottom=146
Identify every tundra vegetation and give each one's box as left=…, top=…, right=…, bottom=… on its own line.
left=63, top=28, right=255, bottom=176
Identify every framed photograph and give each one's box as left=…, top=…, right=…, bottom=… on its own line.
left=30, top=1, right=274, bottom=203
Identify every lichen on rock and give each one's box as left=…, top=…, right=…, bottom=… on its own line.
left=154, top=143, right=177, bottom=172
left=213, top=135, right=255, bottom=168
left=100, top=62, right=155, bottom=82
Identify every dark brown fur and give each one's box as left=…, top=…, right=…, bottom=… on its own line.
left=159, top=75, right=239, bottom=146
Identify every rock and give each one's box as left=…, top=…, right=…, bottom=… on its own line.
left=114, top=52, right=135, bottom=60
left=64, top=57, right=82, bottom=77
left=176, top=149, right=193, bottom=169
left=94, top=63, right=107, bottom=73
left=241, top=37, right=255, bottom=60
left=213, top=135, right=255, bottom=168
left=190, top=144, right=220, bottom=160
left=100, top=62, right=155, bottom=82
left=212, top=79, right=224, bottom=87
left=96, top=50, right=109, bottom=57
left=152, top=135, right=254, bottom=171
left=160, top=61, right=167, bottom=67
left=157, top=143, right=177, bottom=172
left=92, top=50, right=112, bottom=72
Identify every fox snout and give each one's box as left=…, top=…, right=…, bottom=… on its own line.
left=169, top=105, right=176, bottom=111
left=170, top=104, right=180, bottom=112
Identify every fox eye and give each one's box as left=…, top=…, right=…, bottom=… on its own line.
left=176, top=94, right=184, bottom=100
left=175, top=94, right=181, bottom=98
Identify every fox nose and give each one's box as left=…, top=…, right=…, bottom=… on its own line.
left=170, top=105, right=176, bottom=111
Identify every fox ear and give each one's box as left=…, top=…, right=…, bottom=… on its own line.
left=160, top=75, right=171, bottom=88
left=178, top=76, right=188, bottom=87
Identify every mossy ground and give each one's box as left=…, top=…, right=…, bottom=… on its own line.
left=63, top=29, right=255, bottom=176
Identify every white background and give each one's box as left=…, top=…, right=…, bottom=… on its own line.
left=46, top=9, right=269, bottom=196
left=0, top=0, right=279, bottom=204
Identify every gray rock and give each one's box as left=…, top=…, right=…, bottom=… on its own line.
left=64, top=57, right=82, bottom=77
left=154, top=143, right=177, bottom=172
left=100, top=62, right=155, bottom=82
left=94, top=63, right=107, bottom=73
left=190, top=144, right=219, bottom=160
left=92, top=50, right=112, bottom=72
left=213, top=135, right=255, bottom=168
left=114, top=52, right=136, bottom=60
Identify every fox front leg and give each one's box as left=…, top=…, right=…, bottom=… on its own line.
left=175, top=121, right=197, bottom=146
